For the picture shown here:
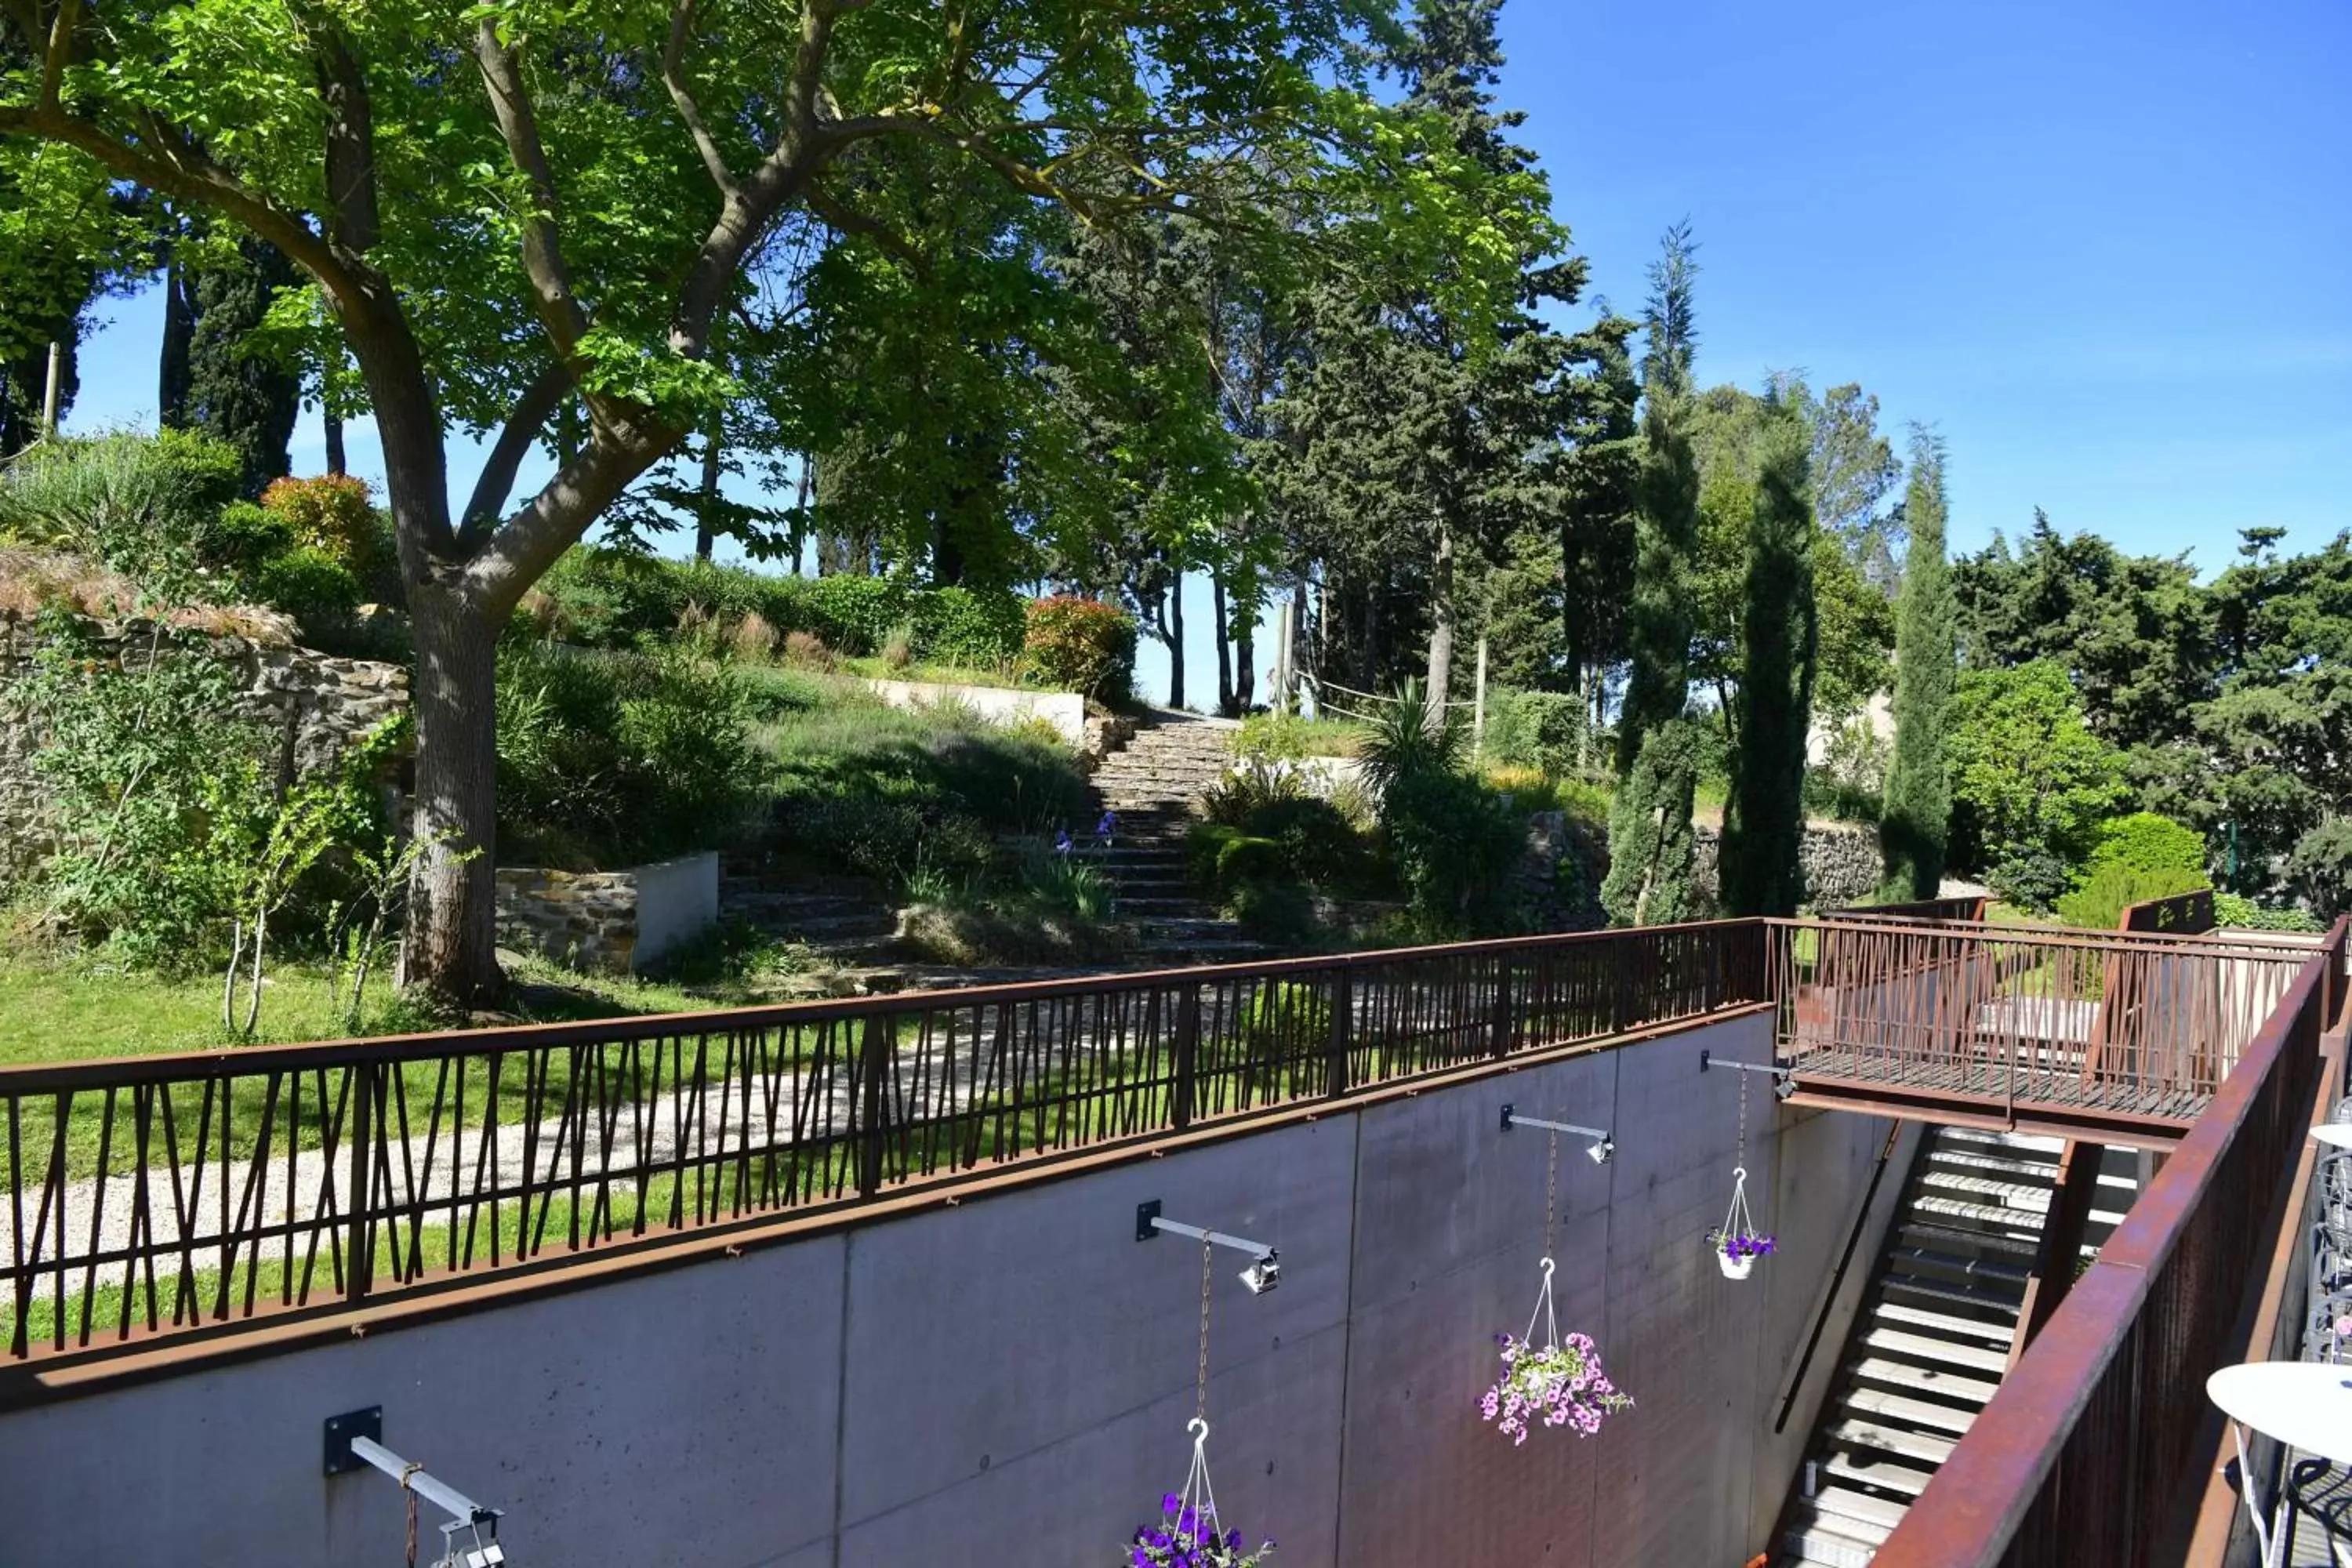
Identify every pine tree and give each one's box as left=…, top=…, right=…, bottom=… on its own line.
left=1880, top=426, right=1957, bottom=899
left=1602, top=225, right=1704, bottom=926
left=1722, top=392, right=1819, bottom=915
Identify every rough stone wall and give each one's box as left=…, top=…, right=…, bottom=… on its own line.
left=1692, top=821, right=1879, bottom=912
left=494, top=866, right=642, bottom=974
left=0, top=614, right=408, bottom=882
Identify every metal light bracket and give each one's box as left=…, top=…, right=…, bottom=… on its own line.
left=1500, top=1104, right=1614, bottom=1163
left=324, top=1408, right=506, bottom=1562
left=1136, top=1200, right=1280, bottom=1293
left=1700, top=1048, right=1796, bottom=1100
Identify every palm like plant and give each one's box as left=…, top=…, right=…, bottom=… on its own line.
left=1356, top=678, right=1467, bottom=796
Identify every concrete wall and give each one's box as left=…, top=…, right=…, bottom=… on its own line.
left=864, top=677, right=1087, bottom=745
left=0, top=1010, right=1906, bottom=1568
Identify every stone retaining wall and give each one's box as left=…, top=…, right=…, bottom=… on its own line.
left=0, top=614, right=408, bottom=883
left=1693, top=820, right=1881, bottom=910
left=495, top=851, right=719, bottom=975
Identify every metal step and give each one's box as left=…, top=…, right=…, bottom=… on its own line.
left=1910, top=1194, right=2052, bottom=1234
left=1823, top=1446, right=1938, bottom=1499
left=1841, top=1384, right=1980, bottom=1438
left=1918, top=1169, right=2060, bottom=1210
left=1850, top=1355, right=2000, bottom=1407
left=1878, top=1272, right=2025, bottom=1321
left=1781, top=1505, right=1889, bottom=1568
left=1824, top=1414, right=1959, bottom=1469
left=1885, top=1244, right=2030, bottom=1293
left=1812, top=1483, right=1910, bottom=1534
left=1860, top=1327, right=2010, bottom=1377
left=1897, top=1218, right=2040, bottom=1258
left=1871, top=1301, right=2016, bottom=1348
left=1925, top=1147, right=2060, bottom=1182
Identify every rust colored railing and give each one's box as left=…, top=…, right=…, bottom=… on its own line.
left=2121, top=888, right=2218, bottom=935
left=1872, top=918, right=2349, bottom=1568
left=1821, top=894, right=1989, bottom=923
left=1770, top=917, right=2313, bottom=1129
left=0, top=920, right=1766, bottom=1364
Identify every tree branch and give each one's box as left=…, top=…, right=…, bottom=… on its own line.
left=807, top=180, right=925, bottom=273
left=466, top=427, right=673, bottom=616
left=40, top=0, right=81, bottom=111
left=458, top=360, right=575, bottom=547
left=314, top=30, right=381, bottom=252
left=662, top=0, right=738, bottom=198
left=472, top=21, right=592, bottom=358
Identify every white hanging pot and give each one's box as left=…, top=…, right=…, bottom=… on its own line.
left=1719, top=1250, right=1754, bottom=1281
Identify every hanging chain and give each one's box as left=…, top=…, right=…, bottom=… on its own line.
left=1195, top=1236, right=1214, bottom=1423
left=1543, top=1127, right=1559, bottom=1258
left=1736, top=1066, right=1749, bottom=1167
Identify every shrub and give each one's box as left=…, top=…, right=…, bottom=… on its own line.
left=2214, top=892, right=2325, bottom=932
left=251, top=546, right=362, bottom=639
left=1023, top=595, right=1135, bottom=701
left=782, top=630, right=834, bottom=670
left=495, top=644, right=765, bottom=869
left=0, top=427, right=243, bottom=599
left=1201, top=757, right=1312, bottom=826
left=1987, top=847, right=2075, bottom=914
left=1357, top=679, right=1466, bottom=797
left=259, top=474, right=378, bottom=573
left=1230, top=880, right=1318, bottom=946
left=911, top=586, right=1026, bottom=669
left=1241, top=976, right=1330, bottom=1053
left=1483, top=689, right=1586, bottom=778
left=1186, top=826, right=1287, bottom=899
left=1236, top=711, right=1363, bottom=762
left=2085, top=811, right=2207, bottom=881
left=880, top=621, right=916, bottom=670
left=1381, top=768, right=1524, bottom=937
left=1239, top=795, right=1367, bottom=887
left=731, top=611, right=779, bottom=662
left=2055, top=861, right=2209, bottom=932
left=1802, top=768, right=1882, bottom=825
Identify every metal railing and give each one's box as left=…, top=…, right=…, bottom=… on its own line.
left=1769, top=917, right=2314, bottom=1127
left=2122, top=888, right=2218, bottom=935
left=1820, top=894, right=1989, bottom=924
left=0, top=920, right=1766, bottom=1364
left=1873, top=917, right=2349, bottom=1568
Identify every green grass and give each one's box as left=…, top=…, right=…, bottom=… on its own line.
left=1236, top=712, right=1367, bottom=760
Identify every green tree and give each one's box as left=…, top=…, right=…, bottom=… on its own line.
left=1945, top=660, right=2129, bottom=897
left=162, top=230, right=300, bottom=496
left=1722, top=393, right=1817, bottom=916
left=1879, top=426, right=1956, bottom=899
left=1602, top=224, right=1702, bottom=925
left=3, top=0, right=1545, bottom=999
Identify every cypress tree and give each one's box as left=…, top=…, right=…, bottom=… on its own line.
left=1722, top=392, right=1819, bottom=915
left=172, top=235, right=299, bottom=497
left=1879, top=426, right=1956, bottom=899
left=1602, top=224, right=1703, bottom=926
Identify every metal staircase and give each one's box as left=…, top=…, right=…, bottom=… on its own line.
left=1776, top=1127, right=2142, bottom=1566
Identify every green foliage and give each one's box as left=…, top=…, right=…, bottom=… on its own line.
left=1022, top=595, right=1137, bottom=701
left=1617, top=227, right=1702, bottom=775
left=1201, top=757, right=1313, bottom=826
left=1602, top=718, right=1702, bottom=927
left=1236, top=711, right=1364, bottom=762
left=1946, top=660, right=2129, bottom=879
left=1880, top=429, right=1957, bottom=899
left=494, top=645, right=765, bottom=869
left=2084, top=812, right=2206, bottom=881
left=911, top=587, right=1027, bottom=670
left=1357, top=679, right=1467, bottom=797
left=1483, top=689, right=1587, bottom=778
left=1381, top=765, right=1525, bottom=937
left=260, top=475, right=378, bottom=574
left=1722, top=393, right=1817, bottom=916
left=1188, top=826, right=1289, bottom=901
left=2213, top=892, right=2324, bottom=933
left=2290, top=818, right=2352, bottom=922
left=250, top=547, right=361, bottom=638
left=2054, top=862, right=2209, bottom=934
left=0, top=428, right=243, bottom=601
left=176, top=235, right=299, bottom=497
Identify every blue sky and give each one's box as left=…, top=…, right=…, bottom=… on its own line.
left=57, top=0, right=2352, bottom=707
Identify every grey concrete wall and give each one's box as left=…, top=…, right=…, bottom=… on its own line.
left=0, top=1011, right=1900, bottom=1568
left=633, top=851, right=721, bottom=969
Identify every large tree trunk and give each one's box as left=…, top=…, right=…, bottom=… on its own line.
left=693, top=416, right=720, bottom=560
left=1212, top=569, right=1234, bottom=716
left=1425, top=517, right=1456, bottom=730
left=402, top=583, right=503, bottom=1005
left=1167, top=573, right=1186, bottom=710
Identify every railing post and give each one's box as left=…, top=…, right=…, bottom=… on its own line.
left=345, top=1061, right=375, bottom=1306
left=1174, top=987, right=1200, bottom=1131
left=1326, top=971, right=1352, bottom=1099
left=1489, top=960, right=1512, bottom=1061
left=856, top=1014, right=890, bottom=1199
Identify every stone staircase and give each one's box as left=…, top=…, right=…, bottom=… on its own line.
left=1082, top=715, right=1264, bottom=964
left=1776, top=1127, right=2143, bottom=1566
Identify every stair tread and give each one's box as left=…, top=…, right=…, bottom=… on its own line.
left=1886, top=1244, right=2031, bottom=1287
left=1911, top=1194, right=2052, bottom=1231
left=1927, top=1148, right=2060, bottom=1181
left=1873, top=1301, right=2016, bottom=1345
left=1811, top=1484, right=1911, bottom=1531
left=1919, top=1170, right=2060, bottom=1210
left=1935, top=1127, right=2065, bottom=1154
left=1783, top=1507, right=1893, bottom=1565
left=1842, top=1384, right=1980, bottom=1436
left=1878, top=1273, right=2025, bottom=1319
left=1861, top=1327, right=2011, bottom=1375
left=1898, top=1219, right=2041, bottom=1257
left=1851, top=1355, right=2000, bottom=1406
left=1826, top=1414, right=1960, bottom=1467
left=1822, top=1447, right=1939, bottom=1497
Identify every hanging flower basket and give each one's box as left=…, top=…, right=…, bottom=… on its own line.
left=1125, top=1420, right=1273, bottom=1566
left=1479, top=1258, right=1632, bottom=1445
left=1711, top=1165, right=1773, bottom=1280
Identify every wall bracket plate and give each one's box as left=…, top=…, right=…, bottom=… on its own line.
left=323, top=1406, right=383, bottom=1476
left=1135, top=1198, right=1163, bottom=1241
